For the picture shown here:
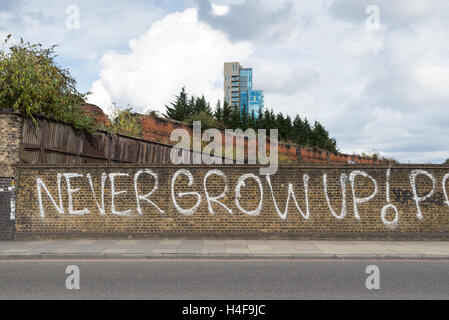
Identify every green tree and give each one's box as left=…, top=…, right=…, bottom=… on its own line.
left=248, top=108, right=256, bottom=130
left=186, top=96, right=195, bottom=117
left=240, top=105, right=249, bottom=129
left=303, top=117, right=313, bottom=145
left=222, top=101, right=232, bottom=127
left=229, top=106, right=242, bottom=129
left=255, top=106, right=264, bottom=129
left=311, top=121, right=337, bottom=152
left=0, top=36, right=95, bottom=132
left=214, top=100, right=223, bottom=123
left=185, top=111, right=225, bottom=131
left=193, top=95, right=212, bottom=116
left=164, top=87, right=189, bottom=121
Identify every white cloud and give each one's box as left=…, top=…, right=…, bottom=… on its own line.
left=89, top=8, right=252, bottom=113
left=211, top=4, right=229, bottom=16
left=5, top=0, right=448, bottom=163
left=88, top=80, right=113, bottom=115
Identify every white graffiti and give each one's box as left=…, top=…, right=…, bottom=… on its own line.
left=37, top=173, right=64, bottom=217
left=381, top=203, right=399, bottom=229
left=34, top=168, right=449, bottom=228
left=265, top=174, right=310, bottom=220
left=87, top=173, right=107, bottom=215
left=443, top=173, right=449, bottom=208
left=349, top=171, right=378, bottom=220
left=409, top=170, right=436, bottom=220
left=322, top=173, right=347, bottom=220
left=381, top=167, right=399, bottom=229
left=170, top=121, right=279, bottom=175
left=64, top=173, right=90, bottom=215
left=109, top=173, right=133, bottom=216
left=235, top=173, right=263, bottom=216
left=135, top=169, right=164, bottom=215
left=204, top=169, right=232, bottom=215
left=171, top=169, right=202, bottom=216
left=385, top=167, right=391, bottom=203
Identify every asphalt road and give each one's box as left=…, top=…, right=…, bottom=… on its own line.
left=0, top=259, right=448, bottom=299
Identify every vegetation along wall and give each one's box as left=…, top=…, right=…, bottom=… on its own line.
left=14, top=164, right=449, bottom=239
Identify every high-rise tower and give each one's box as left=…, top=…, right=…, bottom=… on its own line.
left=224, top=62, right=264, bottom=117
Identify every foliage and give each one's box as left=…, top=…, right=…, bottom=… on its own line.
left=164, top=87, right=213, bottom=121
left=184, top=111, right=226, bottom=131
left=0, top=36, right=95, bottom=133
left=164, top=87, right=189, bottom=121
left=164, top=87, right=339, bottom=153
left=444, top=158, right=449, bottom=165
left=109, top=102, right=143, bottom=138
left=357, top=152, right=397, bottom=163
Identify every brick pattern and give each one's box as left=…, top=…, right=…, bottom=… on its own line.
left=0, top=177, right=15, bottom=239
left=0, top=112, right=23, bottom=178
left=81, top=103, right=112, bottom=128
left=139, top=114, right=391, bottom=165
left=14, top=165, right=449, bottom=239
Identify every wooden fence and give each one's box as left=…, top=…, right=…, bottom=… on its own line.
left=19, top=116, right=190, bottom=165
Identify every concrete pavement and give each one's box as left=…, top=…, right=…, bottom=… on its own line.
left=0, top=239, right=448, bottom=260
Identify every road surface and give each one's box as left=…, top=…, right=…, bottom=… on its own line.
left=0, top=259, right=448, bottom=299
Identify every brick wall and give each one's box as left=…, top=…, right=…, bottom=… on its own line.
left=0, top=111, right=23, bottom=178
left=0, top=178, right=15, bottom=239
left=139, top=114, right=392, bottom=165
left=14, top=164, right=449, bottom=239
left=0, top=111, right=21, bottom=239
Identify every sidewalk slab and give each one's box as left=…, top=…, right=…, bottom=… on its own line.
left=0, top=239, right=447, bottom=260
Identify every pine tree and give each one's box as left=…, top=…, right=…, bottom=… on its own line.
left=229, top=106, right=242, bottom=129
left=163, top=88, right=338, bottom=152
left=248, top=109, right=256, bottom=130
left=222, top=101, right=232, bottom=127
left=193, top=95, right=212, bottom=115
left=292, top=115, right=305, bottom=145
left=303, top=117, right=312, bottom=146
left=256, top=106, right=264, bottom=130
left=214, top=100, right=223, bottom=123
left=164, top=87, right=188, bottom=121
left=240, top=104, right=248, bottom=129
left=284, top=115, right=293, bottom=141
left=312, top=121, right=337, bottom=152
left=275, top=113, right=285, bottom=139
left=186, top=96, right=195, bottom=117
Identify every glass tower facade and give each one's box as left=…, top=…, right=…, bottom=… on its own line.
left=248, top=90, right=264, bottom=117
left=239, top=68, right=252, bottom=115
left=224, top=62, right=263, bottom=118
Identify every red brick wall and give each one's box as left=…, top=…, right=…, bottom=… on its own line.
left=80, top=105, right=392, bottom=165
left=138, top=114, right=392, bottom=165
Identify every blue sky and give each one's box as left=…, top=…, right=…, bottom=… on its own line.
left=1, top=0, right=449, bottom=164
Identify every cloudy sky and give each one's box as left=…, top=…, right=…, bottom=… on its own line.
left=1, top=0, right=448, bottom=163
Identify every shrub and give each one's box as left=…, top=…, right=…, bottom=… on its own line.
left=109, top=102, right=143, bottom=138
left=0, top=36, right=95, bottom=133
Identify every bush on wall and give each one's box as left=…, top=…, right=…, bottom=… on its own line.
left=0, top=35, right=96, bottom=133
